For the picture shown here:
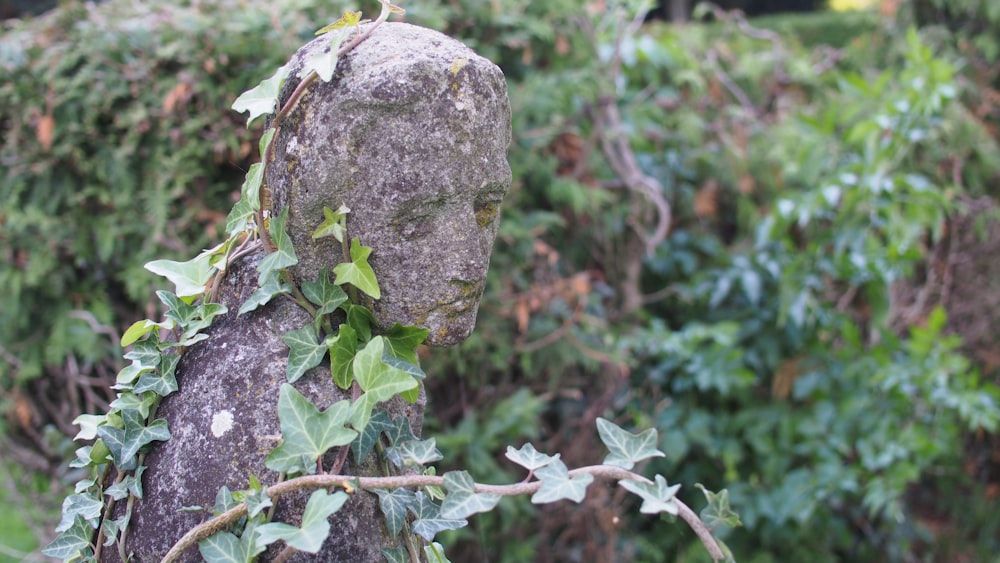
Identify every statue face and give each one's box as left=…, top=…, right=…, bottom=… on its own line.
left=272, top=24, right=512, bottom=346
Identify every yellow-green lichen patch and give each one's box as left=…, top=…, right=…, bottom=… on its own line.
left=449, top=57, right=469, bottom=76
left=474, top=201, right=499, bottom=228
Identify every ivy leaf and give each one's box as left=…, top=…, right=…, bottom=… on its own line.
left=373, top=487, right=415, bottom=537
left=42, top=515, right=93, bottom=559
left=239, top=269, right=291, bottom=316
left=199, top=531, right=248, bottom=563
left=327, top=324, right=358, bottom=389
left=232, top=63, right=290, bottom=127
left=108, top=391, right=157, bottom=419
left=212, top=486, right=239, bottom=516
left=104, top=465, right=145, bottom=500
left=226, top=197, right=255, bottom=235
left=282, top=325, right=326, bottom=383
left=258, top=207, right=298, bottom=278
left=343, top=304, right=376, bottom=343
left=620, top=475, right=681, bottom=515
left=531, top=459, right=593, bottom=504
left=241, top=162, right=264, bottom=210
left=440, top=471, right=501, bottom=519
left=312, top=205, right=350, bottom=242
left=243, top=477, right=273, bottom=519
left=302, top=270, right=349, bottom=316
left=695, top=483, right=743, bottom=529
left=72, top=414, right=106, bottom=441
left=333, top=238, right=381, bottom=299
left=145, top=252, right=215, bottom=298
left=350, top=338, right=419, bottom=431
left=384, top=323, right=429, bottom=365
left=381, top=354, right=425, bottom=404
left=383, top=547, right=409, bottom=563
left=350, top=409, right=393, bottom=461
left=199, top=520, right=264, bottom=563
left=303, top=26, right=353, bottom=82
left=354, top=337, right=419, bottom=403
left=505, top=443, right=559, bottom=472
left=255, top=490, right=349, bottom=553
left=55, top=491, right=102, bottom=532
left=384, top=415, right=417, bottom=447
left=120, top=318, right=164, bottom=347
left=596, top=417, right=665, bottom=470
left=315, top=10, right=363, bottom=34
left=133, top=354, right=179, bottom=396
left=96, top=409, right=170, bottom=471
left=392, top=438, right=442, bottom=467
left=425, top=543, right=452, bottom=563
left=410, top=492, right=467, bottom=542
left=265, top=384, right=357, bottom=474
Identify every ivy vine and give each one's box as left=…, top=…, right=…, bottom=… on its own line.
left=44, top=2, right=741, bottom=562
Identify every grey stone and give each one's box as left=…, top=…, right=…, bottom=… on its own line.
left=114, top=23, right=510, bottom=562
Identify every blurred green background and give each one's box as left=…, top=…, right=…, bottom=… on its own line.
left=2, top=0, right=1000, bottom=560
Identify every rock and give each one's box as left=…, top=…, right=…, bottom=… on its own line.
left=115, top=22, right=510, bottom=562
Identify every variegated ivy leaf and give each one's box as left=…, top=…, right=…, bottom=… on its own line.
left=232, top=63, right=290, bottom=127
left=440, top=471, right=501, bottom=519
left=373, top=487, right=415, bottom=537
left=96, top=408, right=170, bottom=471
left=255, top=490, right=349, bottom=553
left=505, top=443, right=559, bottom=472
left=596, top=417, right=665, bottom=470
left=620, top=475, right=681, bottom=515
left=410, top=492, right=467, bottom=542
left=530, top=459, right=593, bottom=504
left=282, top=325, right=326, bottom=383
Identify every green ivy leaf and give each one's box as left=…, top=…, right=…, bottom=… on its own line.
left=133, top=354, right=179, bottom=396
left=312, top=205, right=350, bottom=242
left=392, top=438, right=442, bottom=467
left=327, top=324, right=358, bottom=389
left=620, top=475, right=681, bottom=515
left=333, top=238, right=381, bottom=299
left=55, top=491, right=102, bottom=532
left=531, top=459, right=593, bottom=504
left=373, top=487, right=415, bottom=537
left=239, top=269, right=291, bottom=316
left=303, top=26, right=353, bottom=82
left=96, top=408, right=170, bottom=471
left=351, top=337, right=420, bottom=430
left=109, top=391, right=157, bottom=419
left=315, top=10, right=363, bottom=34
left=282, top=325, right=326, bottom=383
left=241, top=162, right=264, bottom=210
left=302, top=270, right=349, bottom=316
left=258, top=207, right=298, bottom=278
left=343, top=304, right=376, bottom=343
left=695, top=483, right=743, bottom=529
left=354, top=337, right=418, bottom=401
left=226, top=197, right=255, bottom=235
left=232, top=63, right=290, bottom=127
left=72, top=414, right=106, bottom=441
left=383, top=546, right=409, bottom=563
left=265, top=384, right=357, bottom=474
left=350, top=409, right=393, bottom=461
left=199, top=531, right=248, bottom=563
left=255, top=490, right=349, bottom=553
left=425, top=542, right=452, bottom=563
left=120, top=319, right=163, bottom=347
left=145, top=252, right=215, bottom=298
left=505, top=443, right=559, bottom=472
left=199, top=520, right=264, bottom=563
left=410, top=492, right=467, bottom=542
left=384, top=415, right=417, bottom=447
left=42, top=515, right=92, bottom=560
left=104, top=465, right=145, bottom=500
left=212, top=486, right=239, bottom=516
left=596, top=418, right=665, bottom=470
left=440, top=471, right=501, bottom=519
left=384, top=323, right=429, bottom=365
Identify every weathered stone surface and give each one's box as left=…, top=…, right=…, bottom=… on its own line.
left=115, top=23, right=510, bottom=562
left=269, top=22, right=512, bottom=346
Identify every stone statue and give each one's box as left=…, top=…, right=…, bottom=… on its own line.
left=115, top=22, right=511, bottom=562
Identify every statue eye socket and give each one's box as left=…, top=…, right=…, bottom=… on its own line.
left=474, top=200, right=500, bottom=228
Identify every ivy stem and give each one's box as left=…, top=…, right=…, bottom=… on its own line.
left=161, top=465, right=724, bottom=562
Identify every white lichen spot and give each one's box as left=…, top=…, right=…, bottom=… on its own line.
left=210, top=410, right=234, bottom=438
left=454, top=100, right=466, bottom=111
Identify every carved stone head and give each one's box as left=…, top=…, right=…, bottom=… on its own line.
left=268, top=22, right=512, bottom=346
